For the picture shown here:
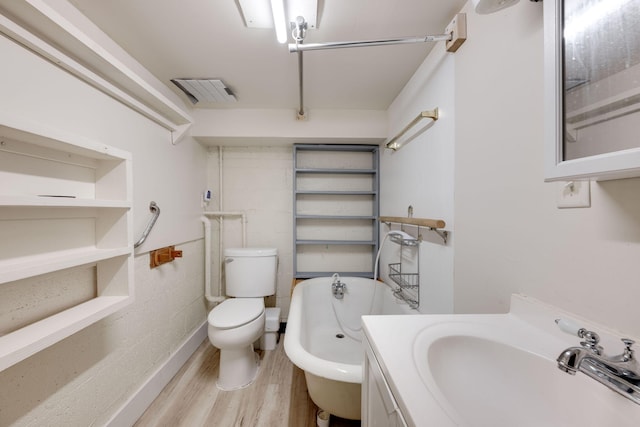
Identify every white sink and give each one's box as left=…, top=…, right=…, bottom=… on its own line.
left=363, top=296, right=640, bottom=426
left=412, top=321, right=639, bottom=427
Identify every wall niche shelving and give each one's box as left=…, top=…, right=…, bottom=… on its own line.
left=0, top=113, right=133, bottom=371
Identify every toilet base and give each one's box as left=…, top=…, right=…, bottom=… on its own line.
left=217, top=345, right=259, bottom=390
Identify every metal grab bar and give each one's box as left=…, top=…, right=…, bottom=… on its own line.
left=134, top=201, right=160, bottom=248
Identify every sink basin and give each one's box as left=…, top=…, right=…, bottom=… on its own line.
left=413, top=321, right=640, bottom=427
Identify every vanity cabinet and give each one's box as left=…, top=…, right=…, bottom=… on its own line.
left=293, top=144, right=379, bottom=279
left=0, top=113, right=133, bottom=371
left=363, top=336, right=409, bottom=427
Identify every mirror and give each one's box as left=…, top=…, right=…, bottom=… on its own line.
left=544, top=0, right=640, bottom=181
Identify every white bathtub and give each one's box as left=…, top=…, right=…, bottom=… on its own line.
left=284, top=276, right=415, bottom=420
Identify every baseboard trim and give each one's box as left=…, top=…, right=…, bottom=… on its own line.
left=105, top=321, right=208, bottom=427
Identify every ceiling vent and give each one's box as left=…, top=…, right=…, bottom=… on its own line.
left=170, top=78, right=237, bottom=104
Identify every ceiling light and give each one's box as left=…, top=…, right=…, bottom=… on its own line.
left=270, top=0, right=287, bottom=43
left=170, top=79, right=237, bottom=104
left=238, top=0, right=318, bottom=42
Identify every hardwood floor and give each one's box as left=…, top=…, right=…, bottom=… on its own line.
left=134, top=334, right=361, bottom=427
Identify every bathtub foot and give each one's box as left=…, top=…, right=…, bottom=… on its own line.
left=317, top=409, right=330, bottom=427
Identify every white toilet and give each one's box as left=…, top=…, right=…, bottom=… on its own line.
left=207, top=247, right=277, bottom=390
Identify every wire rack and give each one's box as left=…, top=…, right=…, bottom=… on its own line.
left=388, top=262, right=419, bottom=309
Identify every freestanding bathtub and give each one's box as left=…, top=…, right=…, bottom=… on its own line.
left=284, top=276, right=415, bottom=420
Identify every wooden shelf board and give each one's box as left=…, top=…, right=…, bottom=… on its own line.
left=379, top=216, right=446, bottom=229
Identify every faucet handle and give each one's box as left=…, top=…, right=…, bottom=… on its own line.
left=556, top=318, right=583, bottom=336
left=555, top=319, right=603, bottom=355
left=621, top=338, right=635, bottom=361
left=580, top=330, right=603, bottom=355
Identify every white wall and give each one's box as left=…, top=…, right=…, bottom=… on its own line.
left=192, top=108, right=387, bottom=145
left=0, top=33, right=208, bottom=426
left=379, top=45, right=456, bottom=314
left=452, top=2, right=640, bottom=338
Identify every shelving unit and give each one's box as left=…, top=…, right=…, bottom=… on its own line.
left=293, top=144, right=379, bottom=279
left=0, top=113, right=133, bottom=371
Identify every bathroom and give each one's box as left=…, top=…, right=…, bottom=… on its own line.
left=1, top=0, right=640, bottom=425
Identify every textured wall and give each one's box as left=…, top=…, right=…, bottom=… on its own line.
left=206, top=146, right=294, bottom=319
left=0, top=241, right=206, bottom=426
left=0, top=30, right=208, bottom=425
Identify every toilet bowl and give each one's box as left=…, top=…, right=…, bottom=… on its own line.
left=208, top=298, right=265, bottom=390
left=207, top=248, right=277, bottom=390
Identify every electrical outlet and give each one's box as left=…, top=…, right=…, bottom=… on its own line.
left=557, top=181, right=591, bottom=209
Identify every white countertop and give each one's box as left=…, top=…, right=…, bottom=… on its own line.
left=361, top=294, right=640, bottom=427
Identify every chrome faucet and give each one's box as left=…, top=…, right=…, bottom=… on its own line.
left=331, top=273, right=346, bottom=299
left=556, top=327, right=640, bottom=405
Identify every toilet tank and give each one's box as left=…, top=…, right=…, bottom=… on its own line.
left=224, top=248, right=277, bottom=297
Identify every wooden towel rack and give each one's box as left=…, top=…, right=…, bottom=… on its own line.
left=380, top=215, right=448, bottom=244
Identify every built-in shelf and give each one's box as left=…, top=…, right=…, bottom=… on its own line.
left=0, top=247, right=131, bottom=285
left=0, top=111, right=133, bottom=372
left=0, top=295, right=130, bottom=372
left=0, top=195, right=131, bottom=208
left=293, top=144, right=379, bottom=279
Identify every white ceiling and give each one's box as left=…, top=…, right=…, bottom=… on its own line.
left=63, top=0, right=468, bottom=111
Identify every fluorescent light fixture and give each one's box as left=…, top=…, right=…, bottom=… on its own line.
left=238, top=0, right=317, bottom=42
left=564, top=0, right=632, bottom=40
left=170, top=79, right=237, bottom=104
left=270, top=0, right=287, bottom=43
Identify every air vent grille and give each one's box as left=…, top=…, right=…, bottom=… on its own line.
left=170, top=78, right=237, bottom=104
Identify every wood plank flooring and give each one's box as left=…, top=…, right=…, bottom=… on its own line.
left=134, top=334, right=361, bottom=427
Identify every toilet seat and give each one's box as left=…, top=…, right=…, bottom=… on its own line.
left=208, top=298, right=264, bottom=329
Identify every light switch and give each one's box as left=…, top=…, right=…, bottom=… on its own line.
left=557, top=181, right=591, bottom=209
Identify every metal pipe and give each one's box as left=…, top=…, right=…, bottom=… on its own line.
left=201, top=216, right=225, bottom=304
left=201, top=210, right=247, bottom=304
left=202, top=211, right=247, bottom=247
left=288, top=34, right=453, bottom=53
left=297, top=50, right=305, bottom=119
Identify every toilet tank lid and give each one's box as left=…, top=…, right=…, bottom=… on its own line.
left=224, top=248, right=277, bottom=257
left=208, top=298, right=264, bottom=329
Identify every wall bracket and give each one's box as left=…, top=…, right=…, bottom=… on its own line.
left=150, top=245, right=182, bottom=268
